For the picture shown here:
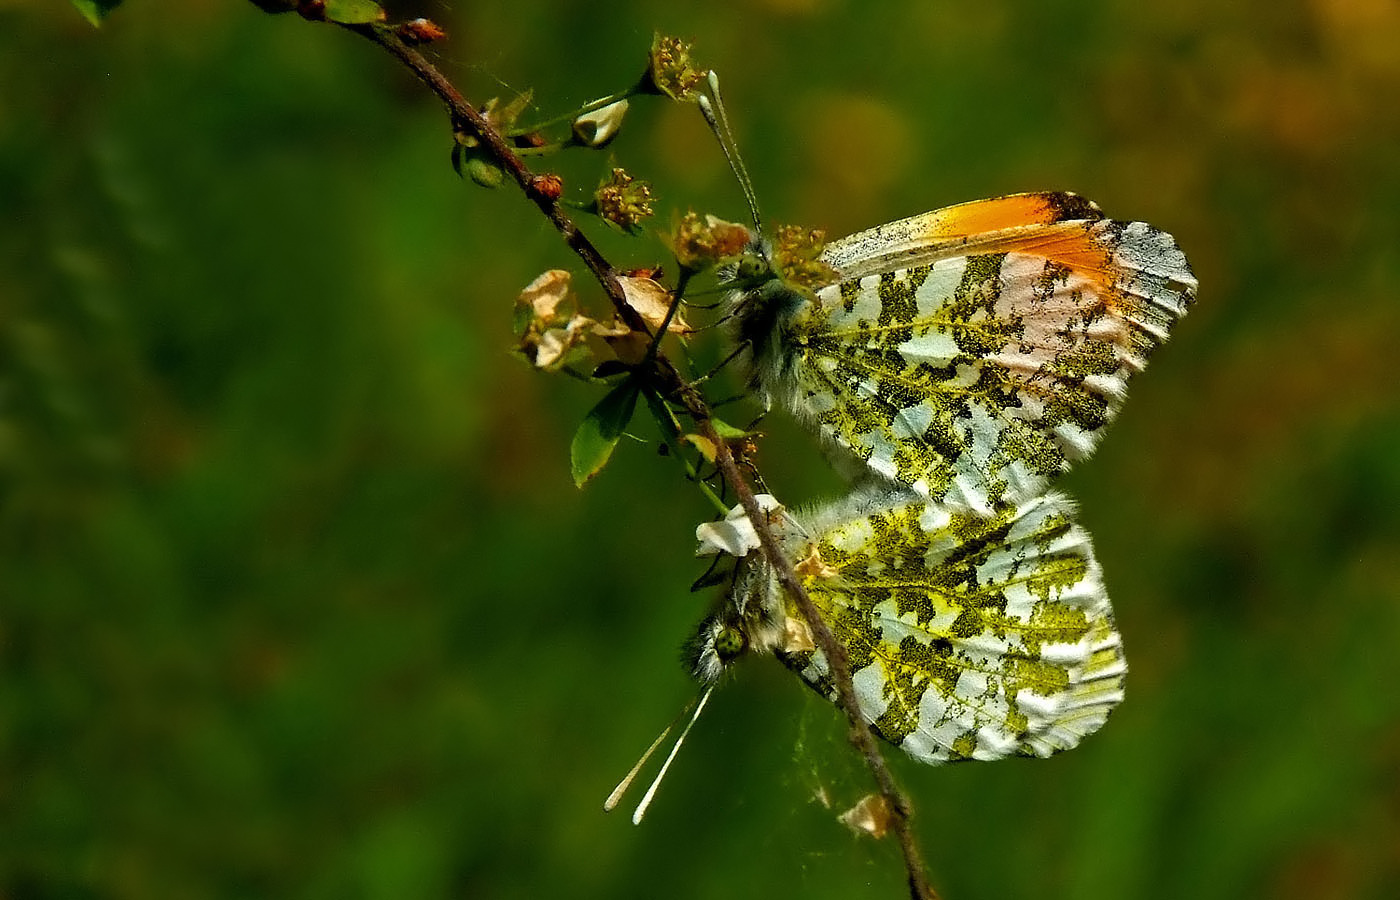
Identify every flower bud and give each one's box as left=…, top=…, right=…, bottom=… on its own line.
left=465, top=155, right=504, bottom=189
left=318, top=0, right=386, bottom=24
left=572, top=100, right=630, bottom=148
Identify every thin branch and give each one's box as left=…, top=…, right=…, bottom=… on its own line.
left=697, top=417, right=936, bottom=900
left=343, top=21, right=936, bottom=900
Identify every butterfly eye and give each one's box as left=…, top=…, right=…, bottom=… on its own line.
left=714, top=625, right=747, bottom=661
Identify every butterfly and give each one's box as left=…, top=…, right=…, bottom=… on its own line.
left=730, top=191, right=1197, bottom=514
left=692, top=488, right=1123, bottom=760
left=607, top=487, right=1124, bottom=822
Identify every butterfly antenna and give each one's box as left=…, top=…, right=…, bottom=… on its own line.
left=603, top=699, right=688, bottom=813
left=698, top=71, right=762, bottom=235
left=629, top=684, right=716, bottom=825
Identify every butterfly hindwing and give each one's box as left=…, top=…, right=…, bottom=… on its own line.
left=774, top=490, right=1124, bottom=764
left=746, top=193, right=1196, bottom=513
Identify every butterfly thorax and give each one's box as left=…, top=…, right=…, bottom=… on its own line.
left=739, top=279, right=813, bottom=392
left=726, top=253, right=813, bottom=406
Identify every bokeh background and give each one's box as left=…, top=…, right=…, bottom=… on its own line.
left=5, top=1, right=1399, bottom=898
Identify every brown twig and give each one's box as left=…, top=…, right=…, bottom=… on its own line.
left=342, top=21, right=936, bottom=900
left=700, top=423, right=937, bottom=900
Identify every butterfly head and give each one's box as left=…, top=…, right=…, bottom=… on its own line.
left=731, top=236, right=775, bottom=287
left=684, top=549, right=796, bottom=686
left=684, top=614, right=748, bottom=685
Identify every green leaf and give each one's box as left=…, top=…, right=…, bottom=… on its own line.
left=709, top=416, right=751, bottom=439
left=570, top=380, right=640, bottom=487
left=681, top=433, right=717, bottom=463
left=324, top=0, right=384, bottom=25
left=642, top=388, right=682, bottom=441
left=71, top=0, right=124, bottom=26
left=590, top=360, right=631, bottom=380
left=511, top=295, right=534, bottom=339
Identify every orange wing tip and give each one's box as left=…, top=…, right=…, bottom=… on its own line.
left=921, top=192, right=1104, bottom=242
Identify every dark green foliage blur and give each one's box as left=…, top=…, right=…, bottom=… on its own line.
left=5, top=1, right=1400, bottom=898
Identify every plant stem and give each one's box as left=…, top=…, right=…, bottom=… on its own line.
left=515, top=141, right=572, bottom=156
left=642, top=267, right=693, bottom=366
left=342, top=21, right=937, bottom=900
left=510, top=88, right=638, bottom=136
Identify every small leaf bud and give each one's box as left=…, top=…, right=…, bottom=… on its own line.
left=465, top=154, right=504, bottom=189
left=531, top=173, right=564, bottom=201
left=480, top=92, right=533, bottom=135
left=399, top=18, right=447, bottom=45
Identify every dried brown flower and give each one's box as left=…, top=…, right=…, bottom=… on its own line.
left=669, top=211, right=751, bottom=271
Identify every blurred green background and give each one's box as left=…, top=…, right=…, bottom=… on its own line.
left=4, top=1, right=1399, bottom=898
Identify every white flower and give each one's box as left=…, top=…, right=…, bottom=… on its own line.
left=695, top=495, right=784, bottom=557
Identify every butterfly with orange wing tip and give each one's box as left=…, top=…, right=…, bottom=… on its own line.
left=731, top=191, right=1196, bottom=514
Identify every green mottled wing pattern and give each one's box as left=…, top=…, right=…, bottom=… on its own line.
left=775, top=491, right=1124, bottom=763
left=750, top=195, right=1196, bottom=513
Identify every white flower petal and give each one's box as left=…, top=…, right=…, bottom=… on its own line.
left=695, top=495, right=783, bottom=557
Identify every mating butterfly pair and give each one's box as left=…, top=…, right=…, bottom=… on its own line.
left=610, top=191, right=1194, bottom=822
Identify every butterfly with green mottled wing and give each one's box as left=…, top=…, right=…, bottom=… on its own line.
left=689, top=487, right=1124, bottom=765
left=730, top=190, right=1197, bottom=514
left=605, top=487, right=1125, bottom=823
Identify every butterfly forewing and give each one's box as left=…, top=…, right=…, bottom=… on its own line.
left=821, top=191, right=1106, bottom=279
left=775, top=491, right=1123, bottom=764
left=750, top=195, right=1195, bottom=512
